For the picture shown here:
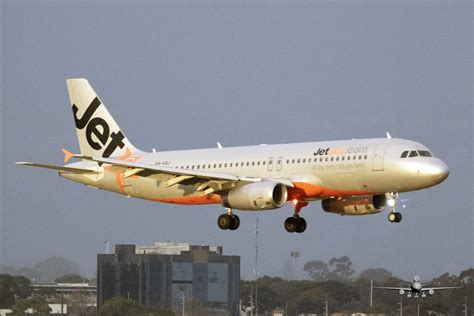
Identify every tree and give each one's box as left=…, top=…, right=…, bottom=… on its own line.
left=99, top=297, right=143, bottom=316
left=11, top=296, right=51, bottom=316
left=459, top=268, right=473, bottom=285
left=318, top=280, right=360, bottom=305
left=328, top=256, right=354, bottom=280
left=303, top=260, right=329, bottom=281
left=0, top=274, right=32, bottom=308
left=33, top=256, right=80, bottom=282
left=289, top=288, right=336, bottom=315
left=99, top=297, right=173, bottom=316
left=359, top=268, right=393, bottom=282
left=55, top=273, right=89, bottom=283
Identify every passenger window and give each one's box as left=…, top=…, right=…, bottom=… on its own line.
left=330, top=157, right=334, bottom=161
left=252, top=161, right=255, bottom=166
left=302, top=158, right=306, bottom=163
left=263, top=161, right=266, bottom=165
left=257, top=161, right=260, bottom=166
left=286, top=159, right=290, bottom=164
left=401, top=151, right=409, bottom=158
left=409, top=151, right=418, bottom=158
left=219, top=163, right=222, bottom=168
left=319, top=158, right=323, bottom=162
left=297, top=159, right=300, bottom=163
left=292, top=159, right=295, bottom=163
left=325, top=157, right=328, bottom=162
left=246, top=162, right=250, bottom=166
left=229, top=163, right=233, bottom=167
left=364, top=155, right=367, bottom=159
left=314, top=158, right=317, bottom=162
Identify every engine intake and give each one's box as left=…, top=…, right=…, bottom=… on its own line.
left=322, top=195, right=386, bottom=215
left=221, top=182, right=288, bottom=210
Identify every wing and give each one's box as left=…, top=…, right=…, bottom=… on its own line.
left=423, top=287, right=460, bottom=291
left=374, top=287, right=411, bottom=291
left=16, top=162, right=100, bottom=174
left=75, top=155, right=294, bottom=194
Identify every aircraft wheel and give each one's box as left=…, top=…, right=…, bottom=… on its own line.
left=229, top=215, right=240, bottom=230
left=388, top=212, right=396, bottom=223
left=394, top=212, right=402, bottom=223
left=217, top=214, right=233, bottom=230
left=296, top=217, right=307, bottom=233
left=284, top=217, right=298, bottom=233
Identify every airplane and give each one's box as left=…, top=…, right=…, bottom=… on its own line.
left=375, top=275, right=460, bottom=298
left=16, top=78, right=449, bottom=233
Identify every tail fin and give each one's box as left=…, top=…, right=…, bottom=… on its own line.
left=66, top=78, right=140, bottom=157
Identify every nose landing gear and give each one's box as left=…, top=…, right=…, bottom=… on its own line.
left=387, top=192, right=402, bottom=223
left=284, top=201, right=308, bottom=233
left=217, top=208, right=240, bottom=230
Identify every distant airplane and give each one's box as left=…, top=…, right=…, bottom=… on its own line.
left=17, top=79, right=449, bottom=233
left=376, top=275, right=459, bottom=298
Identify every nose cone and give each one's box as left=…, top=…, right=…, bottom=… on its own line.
left=432, top=160, right=449, bottom=184
left=423, top=160, right=449, bottom=185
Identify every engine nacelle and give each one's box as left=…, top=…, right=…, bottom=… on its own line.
left=221, top=182, right=288, bottom=210
left=428, top=289, right=435, bottom=295
left=399, top=289, right=405, bottom=295
left=322, top=195, right=386, bottom=215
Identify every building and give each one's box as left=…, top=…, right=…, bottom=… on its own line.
left=97, top=242, right=240, bottom=315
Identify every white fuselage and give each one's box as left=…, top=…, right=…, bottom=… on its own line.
left=61, top=137, right=449, bottom=207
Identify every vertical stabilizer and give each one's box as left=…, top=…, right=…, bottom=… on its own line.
left=66, top=78, right=139, bottom=157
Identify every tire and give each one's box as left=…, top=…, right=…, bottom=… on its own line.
left=284, top=217, right=298, bottom=233
left=229, top=215, right=240, bottom=230
left=217, top=214, right=232, bottom=230
left=388, top=212, right=397, bottom=222
left=394, top=212, right=402, bottom=223
left=296, top=217, right=307, bottom=233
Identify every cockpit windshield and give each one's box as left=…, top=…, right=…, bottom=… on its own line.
left=418, top=150, right=432, bottom=157
left=401, top=150, right=432, bottom=158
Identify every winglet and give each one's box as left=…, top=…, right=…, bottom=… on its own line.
left=62, top=148, right=74, bottom=163
left=217, top=142, right=223, bottom=149
left=386, top=132, right=392, bottom=139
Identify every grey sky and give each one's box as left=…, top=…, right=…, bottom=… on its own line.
left=1, top=1, right=472, bottom=280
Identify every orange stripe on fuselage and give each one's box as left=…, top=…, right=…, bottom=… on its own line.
left=288, top=182, right=374, bottom=200
left=151, top=194, right=221, bottom=205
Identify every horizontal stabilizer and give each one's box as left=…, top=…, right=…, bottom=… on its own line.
left=16, top=162, right=100, bottom=174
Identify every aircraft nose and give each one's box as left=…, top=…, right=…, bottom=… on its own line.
left=426, top=160, right=449, bottom=184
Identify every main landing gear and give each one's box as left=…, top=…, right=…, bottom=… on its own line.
left=217, top=208, right=240, bottom=230
left=284, top=201, right=308, bottom=233
left=387, top=192, right=402, bottom=223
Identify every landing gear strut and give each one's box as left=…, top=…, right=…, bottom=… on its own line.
left=284, top=201, right=308, bottom=233
left=387, top=192, right=402, bottom=223
left=217, top=208, right=240, bottom=230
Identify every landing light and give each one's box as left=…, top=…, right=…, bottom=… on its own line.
left=292, top=199, right=298, bottom=205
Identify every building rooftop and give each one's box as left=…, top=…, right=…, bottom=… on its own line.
left=113, top=241, right=223, bottom=255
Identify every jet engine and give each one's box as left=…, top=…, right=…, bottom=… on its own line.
left=322, top=195, right=387, bottom=215
left=399, top=289, right=405, bottom=295
left=428, top=289, right=435, bottom=295
left=221, top=182, right=288, bottom=210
